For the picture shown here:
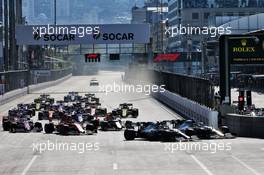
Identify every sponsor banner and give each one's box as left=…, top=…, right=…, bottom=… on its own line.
left=154, top=54, right=180, bottom=62
left=227, top=34, right=264, bottom=64
left=16, top=24, right=150, bottom=45
left=154, top=52, right=201, bottom=62
left=34, top=70, right=51, bottom=77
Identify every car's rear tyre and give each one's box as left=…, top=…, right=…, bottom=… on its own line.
left=38, top=112, right=43, bottom=120
left=58, top=125, right=68, bottom=135
left=2, top=121, right=10, bottom=131
left=86, top=123, right=96, bottom=132
left=124, top=129, right=136, bottom=140
left=132, top=109, right=139, bottom=118
left=34, top=122, right=43, bottom=132
left=44, top=123, right=54, bottom=134
left=125, top=121, right=133, bottom=129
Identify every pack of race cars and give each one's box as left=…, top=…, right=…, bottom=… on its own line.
left=2, top=92, right=139, bottom=135
left=1, top=92, right=235, bottom=141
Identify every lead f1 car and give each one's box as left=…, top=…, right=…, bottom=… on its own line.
left=178, top=120, right=235, bottom=139
left=112, top=103, right=138, bottom=118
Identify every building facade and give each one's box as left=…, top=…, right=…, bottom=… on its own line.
left=0, top=0, right=3, bottom=71
left=167, top=0, right=264, bottom=74
left=130, top=1, right=168, bottom=64
left=1, top=0, right=24, bottom=71
left=168, top=0, right=264, bottom=52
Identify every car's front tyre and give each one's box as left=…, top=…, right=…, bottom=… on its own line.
left=124, top=129, right=136, bottom=140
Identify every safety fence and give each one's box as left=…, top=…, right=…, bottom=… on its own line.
left=0, top=74, right=72, bottom=105
left=0, top=67, right=72, bottom=95
left=125, top=66, right=214, bottom=108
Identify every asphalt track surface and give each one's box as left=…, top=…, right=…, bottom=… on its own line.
left=0, top=71, right=263, bottom=175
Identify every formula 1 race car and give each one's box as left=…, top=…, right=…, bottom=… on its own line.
left=99, top=113, right=123, bottom=131
left=2, top=115, right=43, bottom=133
left=82, top=94, right=100, bottom=106
left=64, top=92, right=82, bottom=102
left=44, top=114, right=99, bottom=135
left=38, top=103, right=64, bottom=120
left=124, top=120, right=190, bottom=142
left=85, top=105, right=107, bottom=117
left=112, top=103, right=138, bottom=118
left=90, top=79, right=99, bottom=86
left=178, top=120, right=235, bottom=139
left=34, top=94, right=55, bottom=110
left=16, top=104, right=36, bottom=117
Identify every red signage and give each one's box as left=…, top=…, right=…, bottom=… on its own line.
left=154, top=53, right=180, bottom=62
left=85, top=53, right=100, bottom=59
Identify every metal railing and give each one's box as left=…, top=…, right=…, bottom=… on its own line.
left=125, top=65, right=214, bottom=108
left=0, top=70, right=28, bottom=93
left=0, top=67, right=72, bottom=94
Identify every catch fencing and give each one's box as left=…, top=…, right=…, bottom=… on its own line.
left=125, top=66, right=214, bottom=108
left=0, top=67, right=72, bottom=95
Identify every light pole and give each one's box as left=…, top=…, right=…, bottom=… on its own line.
left=3, top=0, right=8, bottom=71
left=187, top=38, right=192, bottom=75
left=54, top=0, right=57, bottom=25
left=52, top=0, right=57, bottom=69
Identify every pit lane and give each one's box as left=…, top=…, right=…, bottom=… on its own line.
left=0, top=71, right=263, bottom=175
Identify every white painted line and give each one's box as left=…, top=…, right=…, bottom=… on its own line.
left=190, top=155, right=214, bottom=175
left=151, top=98, right=181, bottom=119
left=231, top=155, right=261, bottom=175
left=21, top=155, right=38, bottom=175
left=113, top=163, right=118, bottom=170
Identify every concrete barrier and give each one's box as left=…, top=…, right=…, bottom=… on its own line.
left=124, top=78, right=219, bottom=128
left=0, top=74, right=72, bottom=105
left=152, top=90, right=219, bottom=128
left=223, top=113, right=264, bottom=138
